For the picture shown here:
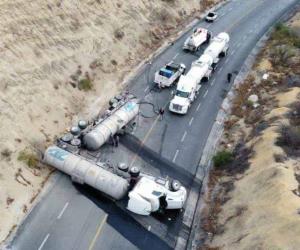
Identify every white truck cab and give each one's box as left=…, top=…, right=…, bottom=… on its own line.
left=154, top=62, right=186, bottom=88
left=183, top=27, right=211, bottom=52
left=127, top=176, right=187, bottom=216
left=169, top=54, right=213, bottom=114
left=169, top=76, right=197, bottom=114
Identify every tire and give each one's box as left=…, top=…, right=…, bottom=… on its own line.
left=171, top=180, right=181, bottom=191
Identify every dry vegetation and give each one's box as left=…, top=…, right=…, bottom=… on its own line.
left=0, top=0, right=222, bottom=244
left=199, top=13, right=300, bottom=250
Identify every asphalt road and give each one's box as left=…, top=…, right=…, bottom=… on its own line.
left=8, top=0, right=300, bottom=249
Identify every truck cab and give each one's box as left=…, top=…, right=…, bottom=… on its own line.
left=183, top=27, right=211, bottom=52
left=169, top=75, right=198, bottom=114
left=127, top=176, right=187, bottom=216
left=154, top=62, right=186, bottom=88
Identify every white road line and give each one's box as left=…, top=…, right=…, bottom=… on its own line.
left=228, top=7, right=233, bottom=11
left=173, top=52, right=179, bottom=60
left=210, top=79, right=215, bottom=86
left=203, top=90, right=209, bottom=98
left=189, top=117, right=194, bottom=126
left=172, top=150, right=179, bottom=163
left=230, top=50, right=235, bottom=56
left=181, top=131, right=187, bottom=142
left=144, top=86, right=149, bottom=93
left=225, top=57, right=229, bottom=63
left=219, top=66, right=224, bottom=72
left=38, top=234, right=50, bottom=250
left=57, top=202, right=69, bottom=220
left=196, top=102, right=202, bottom=111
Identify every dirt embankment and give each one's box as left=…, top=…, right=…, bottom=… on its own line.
left=0, top=0, right=221, bottom=244
left=200, top=12, right=300, bottom=250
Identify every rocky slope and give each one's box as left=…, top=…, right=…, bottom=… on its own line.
left=201, top=12, right=300, bottom=250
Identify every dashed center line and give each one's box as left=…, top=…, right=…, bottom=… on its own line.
left=196, top=102, right=202, bottom=111
left=230, top=50, right=236, bottom=56
left=144, top=86, right=149, bottom=92
left=210, top=79, right=215, bottom=86
left=57, top=202, right=69, bottom=220
left=181, top=131, right=187, bottom=142
left=172, top=150, right=179, bottom=163
left=38, top=234, right=50, bottom=250
left=173, top=52, right=179, bottom=60
left=225, top=57, right=230, bottom=63
left=203, top=90, right=209, bottom=98
left=189, top=117, right=194, bottom=126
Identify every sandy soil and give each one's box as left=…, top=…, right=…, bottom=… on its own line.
left=0, top=0, right=222, bottom=244
left=205, top=12, right=300, bottom=250
left=211, top=88, right=300, bottom=250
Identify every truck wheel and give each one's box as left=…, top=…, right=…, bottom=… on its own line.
left=171, top=180, right=181, bottom=191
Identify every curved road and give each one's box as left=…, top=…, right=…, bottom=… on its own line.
left=8, top=0, right=300, bottom=249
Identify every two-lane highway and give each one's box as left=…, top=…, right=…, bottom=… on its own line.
left=8, top=0, right=300, bottom=249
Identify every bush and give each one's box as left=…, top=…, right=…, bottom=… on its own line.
left=271, top=23, right=300, bottom=48
left=78, top=78, right=92, bottom=91
left=213, top=150, right=234, bottom=168
left=114, top=29, right=125, bottom=40
left=18, top=150, right=39, bottom=168
left=277, top=124, right=300, bottom=156
left=1, top=148, right=12, bottom=160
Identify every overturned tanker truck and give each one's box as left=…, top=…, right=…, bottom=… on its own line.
left=43, top=93, right=187, bottom=216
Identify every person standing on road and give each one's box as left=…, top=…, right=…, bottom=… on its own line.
left=159, top=107, right=165, bottom=121
left=115, top=135, right=119, bottom=147
left=227, top=73, right=232, bottom=83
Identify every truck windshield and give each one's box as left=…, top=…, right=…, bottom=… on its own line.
left=159, top=70, right=172, bottom=78
left=176, top=90, right=189, bottom=98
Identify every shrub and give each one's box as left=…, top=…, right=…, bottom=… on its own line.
left=114, top=29, right=125, bottom=40
left=290, top=102, right=300, bottom=126
left=1, top=148, right=12, bottom=160
left=78, top=78, right=92, bottom=91
left=18, top=150, right=39, bottom=168
left=213, top=150, right=234, bottom=168
left=277, top=124, right=300, bottom=156
left=271, top=23, right=300, bottom=48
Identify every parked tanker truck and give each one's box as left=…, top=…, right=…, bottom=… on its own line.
left=169, top=54, right=213, bottom=114
left=44, top=93, right=187, bottom=216
left=203, top=32, right=230, bottom=69
left=183, top=27, right=211, bottom=52
left=169, top=32, right=230, bottom=114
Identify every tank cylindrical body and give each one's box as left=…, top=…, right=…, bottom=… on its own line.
left=44, top=146, right=129, bottom=200
left=83, top=99, right=139, bottom=150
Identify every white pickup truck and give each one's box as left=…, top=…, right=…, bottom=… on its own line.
left=169, top=54, right=213, bottom=114
left=154, top=61, right=186, bottom=88
left=183, top=27, right=211, bottom=52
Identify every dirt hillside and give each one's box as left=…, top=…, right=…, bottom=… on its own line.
left=0, top=0, right=222, bottom=243
left=202, top=11, right=300, bottom=250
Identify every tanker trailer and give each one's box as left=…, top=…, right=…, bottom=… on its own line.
left=43, top=146, right=129, bottom=200
left=83, top=97, right=139, bottom=151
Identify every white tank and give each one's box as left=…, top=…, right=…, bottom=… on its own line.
left=204, top=32, right=230, bottom=61
left=44, top=146, right=129, bottom=200
left=83, top=99, right=139, bottom=150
